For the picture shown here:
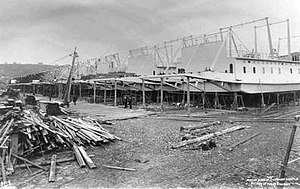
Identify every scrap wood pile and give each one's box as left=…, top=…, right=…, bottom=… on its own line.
left=0, top=108, right=120, bottom=182
left=172, top=121, right=253, bottom=150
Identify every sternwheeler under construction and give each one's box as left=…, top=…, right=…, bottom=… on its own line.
left=9, top=17, right=300, bottom=110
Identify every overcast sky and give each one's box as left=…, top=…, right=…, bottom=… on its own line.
left=1, top=0, right=300, bottom=64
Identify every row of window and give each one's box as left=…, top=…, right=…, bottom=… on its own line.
left=244, top=60, right=300, bottom=66
left=242, top=66, right=300, bottom=74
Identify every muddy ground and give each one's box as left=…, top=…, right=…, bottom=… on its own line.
left=7, top=103, right=300, bottom=188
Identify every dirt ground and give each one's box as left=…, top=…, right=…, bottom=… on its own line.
left=7, top=102, right=300, bottom=188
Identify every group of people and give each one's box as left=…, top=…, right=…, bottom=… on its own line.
left=123, top=95, right=133, bottom=109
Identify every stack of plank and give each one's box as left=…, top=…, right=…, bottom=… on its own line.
left=0, top=108, right=120, bottom=182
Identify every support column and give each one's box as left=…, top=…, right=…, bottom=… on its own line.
left=104, top=81, right=107, bottom=104
left=93, top=82, right=96, bottom=103
left=142, top=79, right=145, bottom=108
left=232, top=92, right=238, bottom=110
left=214, top=92, right=221, bottom=109
left=114, top=80, right=117, bottom=107
left=187, top=77, right=190, bottom=116
left=33, top=84, right=36, bottom=95
left=203, top=80, right=206, bottom=112
left=79, top=83, right=82, bottom=100
left=160, top=77, right=164, bottom=111
left=277, top=93, right=280, bottom=105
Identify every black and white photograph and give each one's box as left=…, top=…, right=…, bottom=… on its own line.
left=0, top=0, right=299, bottom=188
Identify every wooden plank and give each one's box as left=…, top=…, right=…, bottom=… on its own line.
left=12, top=154, right=47, bottom=171
left=73, top=143, right=86, bottom=168
left=48, top=155, right=57, bottom=182
left=180, top=121, right=220, bottom=131
left=16, top=157, right=76, bottom=168
left=226, top=133, right=261, bottom=151
left=1, top=149, right=6, bottom=182
left=10, top=132, right=19, bottom=165
left=172, top=125, right=251, bottom=149
left=102, top=165, right=136, bottom=171
left=261, top=103, right=276, bottom=114
left=78, top=146, right=97, bottom=169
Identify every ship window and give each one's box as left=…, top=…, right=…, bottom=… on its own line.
left=290, top=68, right=293, bottom=74
left=282, top=63, right=284, bottom=65
left=271, top=67, right=273, bottom=74
left=262, top=67, right=265, bottom=74
left=248, top=61, right=251, bottom=63
left=278, top=68, right=281, bottom=74
left=229, top=64, right=233, bottom=73
left=253, top=67, right=256, bottom=73
left=243, top=67, right=246, bottom=73
left=153, top=71, right=156, bottom=75
left=225, top=70, right=228, bottom=73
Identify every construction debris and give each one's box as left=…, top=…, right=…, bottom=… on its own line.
left=0, top=106, right=120, bottom=182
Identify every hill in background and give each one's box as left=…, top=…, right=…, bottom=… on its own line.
left=0, top=63, right=56, bottom=79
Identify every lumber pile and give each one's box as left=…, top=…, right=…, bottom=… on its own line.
left=173, top=123, right=251, bottom=149
left=0, top=108, right=120, bottom=182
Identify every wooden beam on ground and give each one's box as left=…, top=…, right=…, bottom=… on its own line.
left=12, top=154, right=47, bottom=171
left=102, top=165, right=136, bottom=171
left=180, top=121, right=220, bottom=131
left=226, top=132, right=261, bottom=151
left=78, top=146, right=97, bottom=169
left=261, top=103, right=276, bottom=114
left=48, top=155, right=57, bottom=182
left=172, top=125, right=251, bottom=149
left=73, top=143, right=86, bottom=168
left=16, top=157, right=76, bottom=168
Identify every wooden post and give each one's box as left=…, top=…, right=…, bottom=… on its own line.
left=114, top=80, right=117, bottom=107
left=49, top=155, right=57, bottom=182
left=160, top=77, right=164, bottom=111
left=104, top=81, right=107, bottom=104
left=279, top=115, right=299, bottom=184
left=187, top=77, right=190, bottom=116
left=142, top=79, right=145, bottom=108
left=277, top=93, right=280, bottom=105
left=93, top=82, right=96, bottom=103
